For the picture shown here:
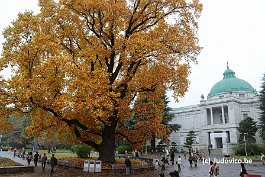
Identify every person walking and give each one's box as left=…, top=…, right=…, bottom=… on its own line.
left=193, top=153, right=198, bottom=167
left=239, top=163, right=247, bottom=177
left=41, top=153, right=47, bottom=170
left=188, top=152, right=193, bottom=167
left=177, top=156, right=182, bottom=171
left=209, top=161, right=214, bottom=177
left=213, top=162, right=219, bottom=176
left=161, top=155, right=166, bottom=170
left=21, top=147, right=25, bottom=160
left=208, top=144, right=212, bottom=156
left=13, top=148, right=17, bottom=158
left=50, top=154, right=58, bottom=173
left=170, top=151, right=175, bottom=165
left=125, top=156, right=132, bottom=175
left=27, top=152, right=33, bottom=166
left=33, top=152, right=39, bottom=167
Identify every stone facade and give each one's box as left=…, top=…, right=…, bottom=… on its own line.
left=169, top=66, right=261, bottom=154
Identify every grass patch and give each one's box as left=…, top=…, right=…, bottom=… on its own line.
left=0, top=157, right=23, bottom=167
left=46, top=153, right=77, bottom=159
left=231, top=155, right=261, bottom=161
left=36, top=150, right=77, bottom=159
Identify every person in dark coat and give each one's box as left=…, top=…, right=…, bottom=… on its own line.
left=13, top=148, right=17, bottom=158
left=170, top=151, right=175, bottom=165
left=50, top=154, right=58, bottom=173
left=41, top=153, right=48, bottom=170
left=161, top=155, right=166, bottom=170
left=125, top=156, right=132, bottom=175
left=33, top=152, right=39, bottom=167
left=239, top=163, right=247, bottom=177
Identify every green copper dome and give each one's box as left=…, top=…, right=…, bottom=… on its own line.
left=208, top=65, right=256, bottom=97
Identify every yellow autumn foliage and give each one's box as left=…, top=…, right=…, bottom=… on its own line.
left=0, top=0, right=202, bottom=162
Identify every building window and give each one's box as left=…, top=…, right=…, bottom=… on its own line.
left=194, top=136, right=199, bottom=144
left=226, top=131, right=231, bottom=143
left=243, top=113, right=248, bottom=118
left=180, top=136, right=184, bottom=145
left=239, top=94, right=245, bottom=98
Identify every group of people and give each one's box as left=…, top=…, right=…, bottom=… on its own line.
left=158, top=151, right=181, bottom=177
left=26, top=152, right=57, bottom=173
left=187, top=148, right=202, bottom=167
left=12, top=147, right=26, bottom=159
left=12, top=148, right=58, bottom=173
left=188, top=152, right=199, bottom=167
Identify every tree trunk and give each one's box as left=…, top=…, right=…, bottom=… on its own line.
left=151, top=134, right=156, bottom=151
left=98, top=124, right=116, bottom=163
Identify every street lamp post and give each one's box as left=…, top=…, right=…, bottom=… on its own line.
left=0, top=135, right=2, bottom=150
left=0, top=135, right=2, bottom=157
left=145, top=141, right=148, bottom=155
left=244, top=133, right=247, bottom=157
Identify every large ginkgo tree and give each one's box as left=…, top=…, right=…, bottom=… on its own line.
left=0, top=0, right=202, bottom=163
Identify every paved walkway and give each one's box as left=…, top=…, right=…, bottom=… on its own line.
left=1, top=151, right=265, bottom=177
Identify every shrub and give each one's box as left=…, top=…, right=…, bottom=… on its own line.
left=1, top=146, right=10, bottom=151
left=72, top=144, right=92, bottom=158
left=116, top=145, right=131, bottom=154
left=234, top=143, right=263, bottom=156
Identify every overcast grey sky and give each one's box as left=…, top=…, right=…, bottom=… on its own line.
left=1, top=0, right=265, bottom=108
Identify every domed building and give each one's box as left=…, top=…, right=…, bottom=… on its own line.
left=169, top=64, right=261, bottom=154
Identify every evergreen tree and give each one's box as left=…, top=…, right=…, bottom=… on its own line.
left=260, top=73, right=265, bottom=142
left=150, top=93, right=181, bottom=151
left=238, top=117, right=258, bottom=144
left=161, top=93, right=181, bottom=133
left=126, top=92, right=181, bottom=151
left=185, top=130, right=196, bottom=146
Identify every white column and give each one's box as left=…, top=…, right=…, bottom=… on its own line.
left=205, top=109, right=208, bottom=125
left=210, top=108, right=213, bottom=125
left=210, top=133, right=216, bottom=148
left=221, top=106, right=225, bottom=124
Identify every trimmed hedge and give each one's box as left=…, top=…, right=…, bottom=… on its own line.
left=116, top=145, right=131, bottom=154
left=72, top=144, right=92, bottom=158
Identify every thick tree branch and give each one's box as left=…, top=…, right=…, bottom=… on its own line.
left=29, top=97, right=102, bottom=137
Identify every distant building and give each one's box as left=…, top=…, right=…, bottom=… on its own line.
left=169, top=64, right=261, bottom=154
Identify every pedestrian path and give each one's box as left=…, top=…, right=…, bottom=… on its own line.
left=1, top=151, right=30, bottom=166
left=154, top=153, right=265, bottom=177
left=1, top=151, right=265, bottom=177
left=0, top=151, right=54, bottom=175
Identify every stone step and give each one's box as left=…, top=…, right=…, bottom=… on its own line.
left=210, top=148, right=223, bottom=155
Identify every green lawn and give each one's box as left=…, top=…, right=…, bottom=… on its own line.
left=36, top=150, right=77, bottom=159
